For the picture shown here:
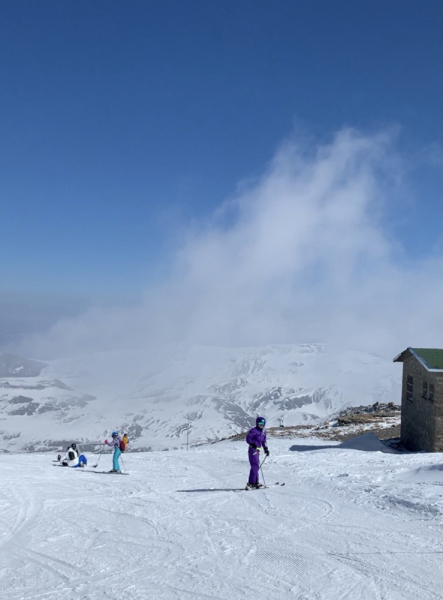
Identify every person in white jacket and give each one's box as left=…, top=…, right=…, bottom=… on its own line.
left=61, top=443, right=87, bottom=468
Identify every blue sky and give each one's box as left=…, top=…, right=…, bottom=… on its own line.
left=0, top=1, right=441, bottom=351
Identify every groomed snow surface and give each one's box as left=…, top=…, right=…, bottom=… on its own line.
left=1, top=436, right=442, bottom=600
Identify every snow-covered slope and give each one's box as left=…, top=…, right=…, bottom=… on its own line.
left=0, top=344, right=401, bottom=451
left=0, top=440, right=441, bottom=599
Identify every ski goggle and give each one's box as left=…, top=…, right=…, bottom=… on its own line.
left=257, top=420, right=265, bottom=427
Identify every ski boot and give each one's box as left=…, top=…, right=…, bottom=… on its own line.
left=245, top=482, right=262, bottom=490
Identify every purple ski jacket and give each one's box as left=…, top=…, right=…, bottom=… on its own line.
left=246, top=417, right=268, bottom=451
left=105, top=435, right=121, bottom=450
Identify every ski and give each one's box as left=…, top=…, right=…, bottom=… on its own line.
left=79, top=470, right=129, bottom=475
left=53, top=464, right=128, bottom=475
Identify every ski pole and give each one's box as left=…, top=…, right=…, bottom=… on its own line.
left=260, top=455, right=267, bottom=487
left=93, top=448, right=103, bottom=468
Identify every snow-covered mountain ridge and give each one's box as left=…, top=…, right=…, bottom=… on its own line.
left=0, top=344, right=401, bottom=452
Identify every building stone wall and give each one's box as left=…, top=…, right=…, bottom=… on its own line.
left=400, top=354, right=443, bottom=452
left=433, top=370, right=443, bottom=452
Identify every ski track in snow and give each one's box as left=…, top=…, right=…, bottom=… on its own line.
left=0, top=440, right=441, bottom=600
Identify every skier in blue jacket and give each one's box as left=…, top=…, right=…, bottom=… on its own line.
left=246, top=416, right=269, bottom=489
left=104, top=431, right=122, bottom=473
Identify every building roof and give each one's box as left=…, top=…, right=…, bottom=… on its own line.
left=393, top=348, right=443, bottom=372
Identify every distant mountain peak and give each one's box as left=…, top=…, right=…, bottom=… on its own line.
left=0, top=344, right=401, bottom=452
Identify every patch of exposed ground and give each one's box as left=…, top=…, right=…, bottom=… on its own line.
left=224, top=402, right=401, bottom=445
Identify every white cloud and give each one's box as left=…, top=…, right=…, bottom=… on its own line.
left=19, top=127, right=442, bottom=360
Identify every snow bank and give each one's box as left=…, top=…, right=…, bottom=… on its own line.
left=392, top=463, right=443, bottom=484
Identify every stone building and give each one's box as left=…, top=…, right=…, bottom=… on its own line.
left=394, top=348, right=443, bottom=452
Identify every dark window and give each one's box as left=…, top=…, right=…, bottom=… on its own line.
left=406, top=375, right=413, bottom=401
left=428, top=383, right=435, bottom=401
left=422, top=381, right=428, bottom=398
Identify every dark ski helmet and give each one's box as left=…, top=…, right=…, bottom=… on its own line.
left=71, top=443, right=77, bottom=450
left=256, top=417, right=266, bottom=427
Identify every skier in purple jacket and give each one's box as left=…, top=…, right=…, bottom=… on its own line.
left=246, top=416, right=269, bottom=489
